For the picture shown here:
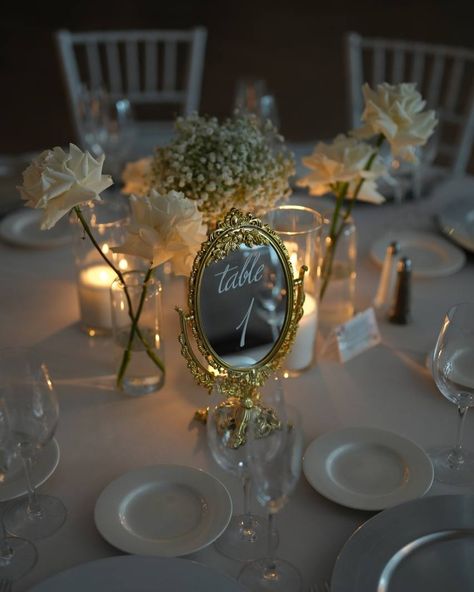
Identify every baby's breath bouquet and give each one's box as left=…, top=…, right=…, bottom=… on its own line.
left=150, top=113, right=295, bottom=227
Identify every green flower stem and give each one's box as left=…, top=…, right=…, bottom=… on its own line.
left=116, top=265, right=165, bottom=388
left=319, top=134, right=385, bottom=302
left=73, top=206, right=165, bottom=384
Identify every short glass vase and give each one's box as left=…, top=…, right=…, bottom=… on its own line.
left=319, top=215, right=357, bottom=329
left=110, top=270, right=165, bottom=396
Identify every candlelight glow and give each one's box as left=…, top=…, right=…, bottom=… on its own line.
left=118, top=258, right=128, bottom=271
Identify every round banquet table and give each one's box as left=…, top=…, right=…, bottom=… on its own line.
left=0, top=174, right=473, bottom=591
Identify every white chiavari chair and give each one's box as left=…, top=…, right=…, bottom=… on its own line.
left=55, top=28, right=207, bottom=151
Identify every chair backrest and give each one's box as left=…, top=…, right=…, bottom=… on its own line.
left=346, top=32, right=474, bottom=175
left=55, top=28, right=207, bottom=142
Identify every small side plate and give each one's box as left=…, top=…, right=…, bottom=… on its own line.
left=370, top=231, right=465, bottom=278
left=28, top=555, right=246, bottom=592
left=303, top=427, right=433, bottom=511
left=438, top=197, right=474, bottom=253
left=94, top=464, right=232, bottom=556
left=0, top=209, right=71, bottom=249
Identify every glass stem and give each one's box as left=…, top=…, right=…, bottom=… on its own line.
left=22, top=455, right=43, bottom=519
left=240, top=475, right=256, bottom=539
left=263, top=512, right=279, bottom=582
left=449, top=405, right=469, bottom=467
left=0, top=518, right=12, bottom=562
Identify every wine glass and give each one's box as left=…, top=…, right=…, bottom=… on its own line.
left=430, top=302, right=474, bottom=485
left=1, top=348, right=67, bottom=539
left=234, top=78, right=280, bottom=128
left=238, top=390, right=303, bottom=592
left=206, top=377, right=282, bottom=561
left=0, top=400, right=37, bottom=579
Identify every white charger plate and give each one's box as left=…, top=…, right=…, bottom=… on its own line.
left=94, top=464, right=232, bottom=557
left=303, top=427, right=433, bottom=511
left=331, top=494, right=474, bottom=592
left=438, top=197, right=474, bottom=253
left=370, top=231, right=465, bottom=278
left=0, top=209, right=71, bottom=249
left=28, top=554, right=246, bottom=592
left=0, top=438, right=60, bottom=502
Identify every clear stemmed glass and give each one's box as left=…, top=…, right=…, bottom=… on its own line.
left=238, top=390, right=303, bottom=592
left=1, top=348, right=67, bottom=539
left=0, top=400, right=37, bottom=579
left=430, top=302, right=474, bottom=485
left=207, top=378, right=279, bottom=561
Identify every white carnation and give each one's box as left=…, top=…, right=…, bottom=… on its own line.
left=18, top=144, right=112, bottom=229
left=355, top=82, right=437, bottom=163
left=297, top=135, right=387, bottom=204
left=112, top=190, right=207, bottom=275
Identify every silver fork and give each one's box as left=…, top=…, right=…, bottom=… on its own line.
left=0, top=579, right=12, bottom=592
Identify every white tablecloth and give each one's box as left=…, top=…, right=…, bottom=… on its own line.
left=1, top=175, right=473, bottom=591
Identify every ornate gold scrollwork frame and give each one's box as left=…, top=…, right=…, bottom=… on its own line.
left=176, top=208, right=307, bottom=406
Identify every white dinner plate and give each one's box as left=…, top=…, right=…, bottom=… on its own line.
left=438, top=197, right=474, bottom=253
left=94, top=464, right=232, bottom=556
left=0, top=438, right=60, bottom=502
left=0, top=209, right=71, bottom=249
left=303, top=427, right=433, bottom=511
left=331, top=494, right=474, bottom=592
left=370, top=231, right=465, bottom=278
left=28, top=554, right=246, bottom=592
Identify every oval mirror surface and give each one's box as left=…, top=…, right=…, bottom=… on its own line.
left=199, top=243, right=289, bottom=369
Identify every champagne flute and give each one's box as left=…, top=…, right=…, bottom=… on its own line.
left=0, top=400, right=37, bottom=579
left=430, top=302, right=474, bottom=485
left=238, top=390, right=303, bottom=592
left=1, top=348, right=67, bottom=539
left=206, top=378, right=281, bottom=561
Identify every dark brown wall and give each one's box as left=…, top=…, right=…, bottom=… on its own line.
left=1, top=0, right=473, bottom=153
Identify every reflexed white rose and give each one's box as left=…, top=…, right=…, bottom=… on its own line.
left=113, top=190, right=207, bottom=275
left=121, top=157, right=152, bottom=197
left=297, top=135, right=387, bottom=204
left=355, top=83, right=437, bottom=163
left=18, top=143, right=113, bottom=229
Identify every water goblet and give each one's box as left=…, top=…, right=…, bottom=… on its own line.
left=238, top=396, right=303, bottom=592
left=207, top=378, right=282, bottom=561
left=1, top=348, right=67, bottom=539
left=430, top=302, right=474, bottom=485
left=0, top=400, right=37, bottom=579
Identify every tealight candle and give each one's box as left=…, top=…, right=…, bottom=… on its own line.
left=285, top=293, right=317, bottom=372
left=78, top=265, right=118, bottom=334
left=283, top=239, right=318, bottom=373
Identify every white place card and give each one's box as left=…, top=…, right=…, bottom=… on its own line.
left=326, top=308, right=381, bottom=363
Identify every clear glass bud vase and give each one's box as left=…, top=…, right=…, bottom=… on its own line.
left=319, top=216, right=357, bottom=329
left=110, top=270, right=165, bottom=396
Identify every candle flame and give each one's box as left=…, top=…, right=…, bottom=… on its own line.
left=102, top=243, right=110, bottom=255
left=118, top=258, right=128, bottom=271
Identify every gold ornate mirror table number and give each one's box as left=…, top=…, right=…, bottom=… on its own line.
left=176, top=208, right=307, bottom=443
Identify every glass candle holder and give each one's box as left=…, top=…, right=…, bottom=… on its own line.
left=110, top=271, right=165, bottom=396
left=70, top=198, right=133, bottom=336
left=263, top=205, right=322, bottom=375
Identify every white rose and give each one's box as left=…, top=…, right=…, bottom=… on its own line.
left=355, top=83, right=437, bottom=163
left=18, top=143, right=113, bottom=229
left=297, top=135, right=387, bottom=204
left=121, top=157, right=152, bottom=197
left=113, top=190, right=207, bottom=275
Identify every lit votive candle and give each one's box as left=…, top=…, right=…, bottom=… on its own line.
left=78, top=264, right=118, bottom=334
left=285, top=292, right=317, bottom=373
